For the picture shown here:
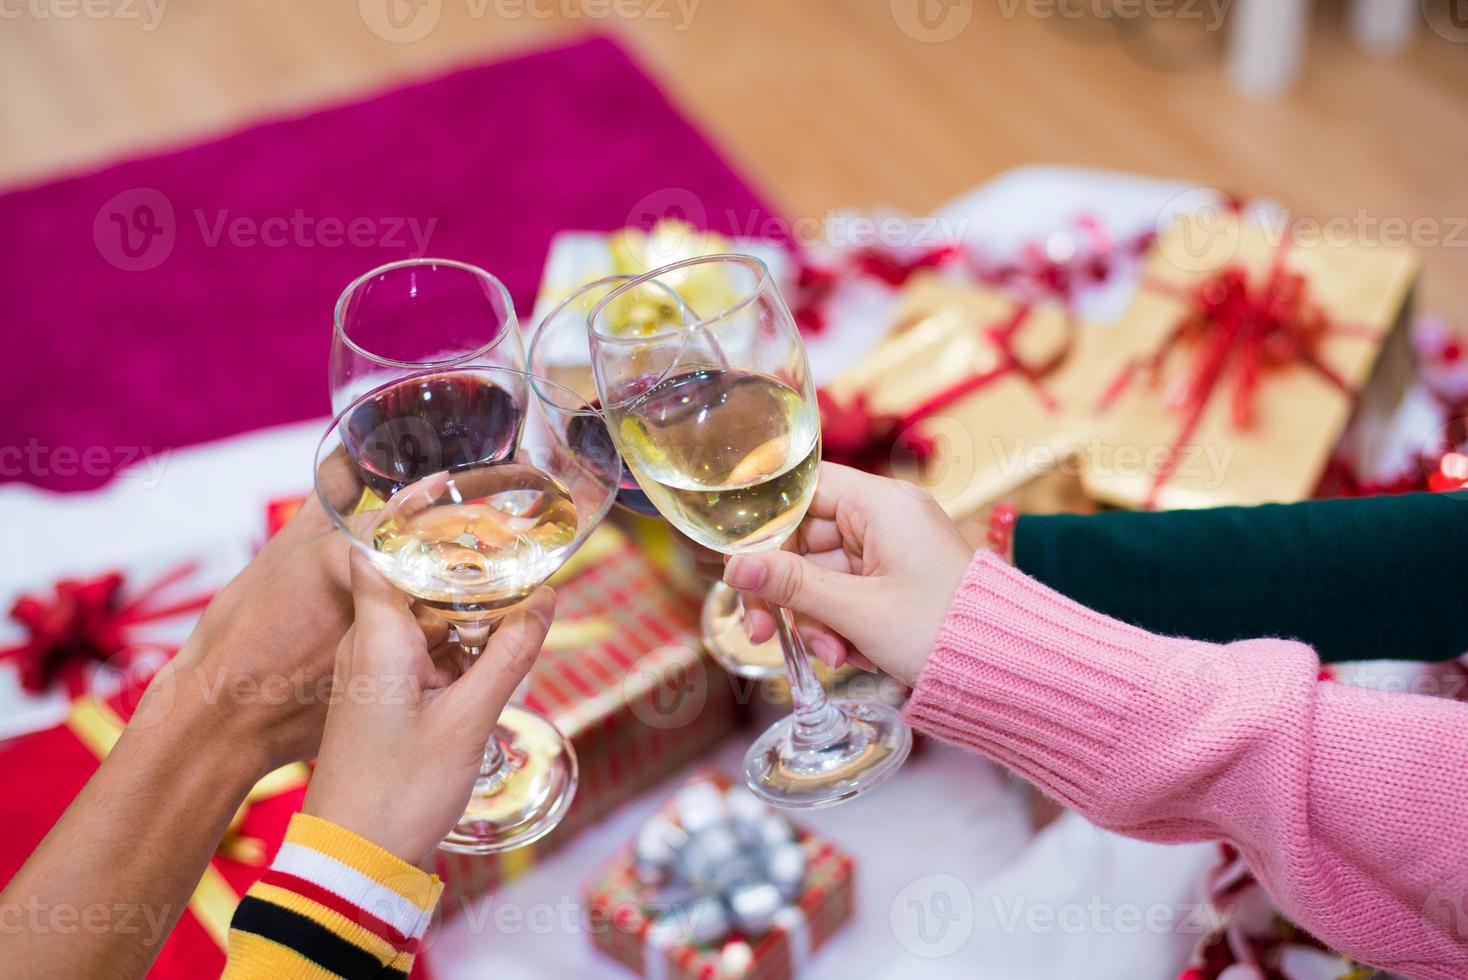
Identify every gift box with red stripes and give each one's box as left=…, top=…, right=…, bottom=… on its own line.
left=583, top=770, right=855, bottom=980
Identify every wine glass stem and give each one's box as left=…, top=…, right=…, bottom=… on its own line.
left=773, top=605, right=851, bottom=750
left=458, top=627, right=511, bottom=788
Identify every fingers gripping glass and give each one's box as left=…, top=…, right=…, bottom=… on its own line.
left=315, top=365, right=622, bottom=852
left=527, top=275, right=781, bottom=678
left=586, top=254, right=911, bottom=808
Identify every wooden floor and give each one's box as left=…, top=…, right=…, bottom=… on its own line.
left=3, top=1, right=1466, bottom=312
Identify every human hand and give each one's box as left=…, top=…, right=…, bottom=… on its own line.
left=302, top=551, right=553, bottom=866
left=138, top=475, right=369, bottom=776
left=722, top=463, right=974, bottom=686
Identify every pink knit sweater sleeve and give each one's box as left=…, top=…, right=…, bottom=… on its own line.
left=903, top=551, right=1468, bottom=979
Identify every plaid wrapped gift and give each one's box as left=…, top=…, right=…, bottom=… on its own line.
left=583, top=771, right=855, bottom=980
left=432, top=526, right=741, bottom=916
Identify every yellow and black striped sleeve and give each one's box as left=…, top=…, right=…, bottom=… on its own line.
left=222, top=813, right=443, bottom=979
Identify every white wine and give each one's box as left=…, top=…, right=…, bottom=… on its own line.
left=613, top=369, right=819, bottom=554
left=372, top=463, right=578, bottom=623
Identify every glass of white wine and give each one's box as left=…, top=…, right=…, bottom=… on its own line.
left=529, top=275, right=786, bottom=681
left=587, top=254, right=912, bottom=808
left=314, top=364, right=622, bottom=852
left=329, top=258, right=525, bottom=413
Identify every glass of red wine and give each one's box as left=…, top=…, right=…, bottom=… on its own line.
left=330, top=258, right=525, bottom=414
left=316, top=365, right=622, bottom=853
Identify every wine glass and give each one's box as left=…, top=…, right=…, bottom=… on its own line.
left=329, top=258, right=525, bottom=413
left=526, top=274, right=689, bottom=517
left=587, top=254, right=912, bottom=807
left=314, top=365, right=622, bottom=852
left=529, top=275, right=785, bottom=680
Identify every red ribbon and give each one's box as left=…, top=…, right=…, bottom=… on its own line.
left=2, top=563, right=213, bottom=696
left=969, top=214, right=1153, bottom=306
left=1097, top=246, right=1369, bottom=509
left=819, top=301, right=1070, bottom=471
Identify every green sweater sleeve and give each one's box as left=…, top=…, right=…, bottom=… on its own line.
left=1013, top=491, right=1468, bottom=664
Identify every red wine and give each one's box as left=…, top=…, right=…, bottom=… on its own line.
left=344, top=374, right=520, bottom=498
left=566, top=401, right=658, bottom=517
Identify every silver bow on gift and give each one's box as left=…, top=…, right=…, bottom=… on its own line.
left=635, top=781, right=808, bottom=945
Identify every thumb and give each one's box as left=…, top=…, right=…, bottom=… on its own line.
left=723, top=551, right=874, bottom=633
left=442, top=587, right=555, bottom=737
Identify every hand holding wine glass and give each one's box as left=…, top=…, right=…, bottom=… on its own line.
left=723, top=462, right=974, bottom=687
left=302, top=551, right=554, bottom=867
left=316, top=365, right=622, bottom=853
left=589, top=254, right=912, bottom=807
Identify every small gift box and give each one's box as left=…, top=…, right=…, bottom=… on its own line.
left=0, top=687, right=346, bottom=980
left=1083, top=211, right=1419, bottom=510
left=433, top=525, right=741, bottom=915
left=820, top=274, right=1110, bottom=520
left=584, top=770, right=854, bottom=980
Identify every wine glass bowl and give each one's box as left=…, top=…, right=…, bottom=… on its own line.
left=587, top=254, right=912, bottom=808
left=315, top=365, right=621, bottom=852
left=526, top=274, right=695, bottom=517
left=330, top=258, right=525, bottom=413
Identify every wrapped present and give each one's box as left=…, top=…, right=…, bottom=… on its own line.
left=531, top=219, right=790, bottom=334
left=1, top=563, right=213, bottom=699
left=584, top=771, right=854, bottom=980
left=433, top=525, right=740, bottom=915
left=819, top=274, right=1113, bottom=519
left=1084, top=211, right=1419, bottom=510
left=1179, top=846, right=1386, bottom=980
left=0, top=686, right=339, bottom=979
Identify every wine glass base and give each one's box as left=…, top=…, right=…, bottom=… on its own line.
left=439, top=704, right=578, bottom=854
left=742, top=699, right=911, bottom=809
left=700, top=581, right=786, bottom=680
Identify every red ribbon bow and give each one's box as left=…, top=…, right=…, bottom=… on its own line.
left=1100, top=251, right=1365, bottom=509
left=2, top=564, right=213, bottom=696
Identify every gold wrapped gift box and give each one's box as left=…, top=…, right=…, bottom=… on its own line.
left=824, top=212, right=1419, bottom=516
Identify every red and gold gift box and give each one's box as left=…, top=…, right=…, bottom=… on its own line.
left=0, top=688, right=387, bottom=980
left=584, top=771, right=855, bottom=980
left=1083, top=211, right=1419, bottom=510
left=820, top=274, right=1109, bottom=523
left=432, top=525, right=740, bottom=915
